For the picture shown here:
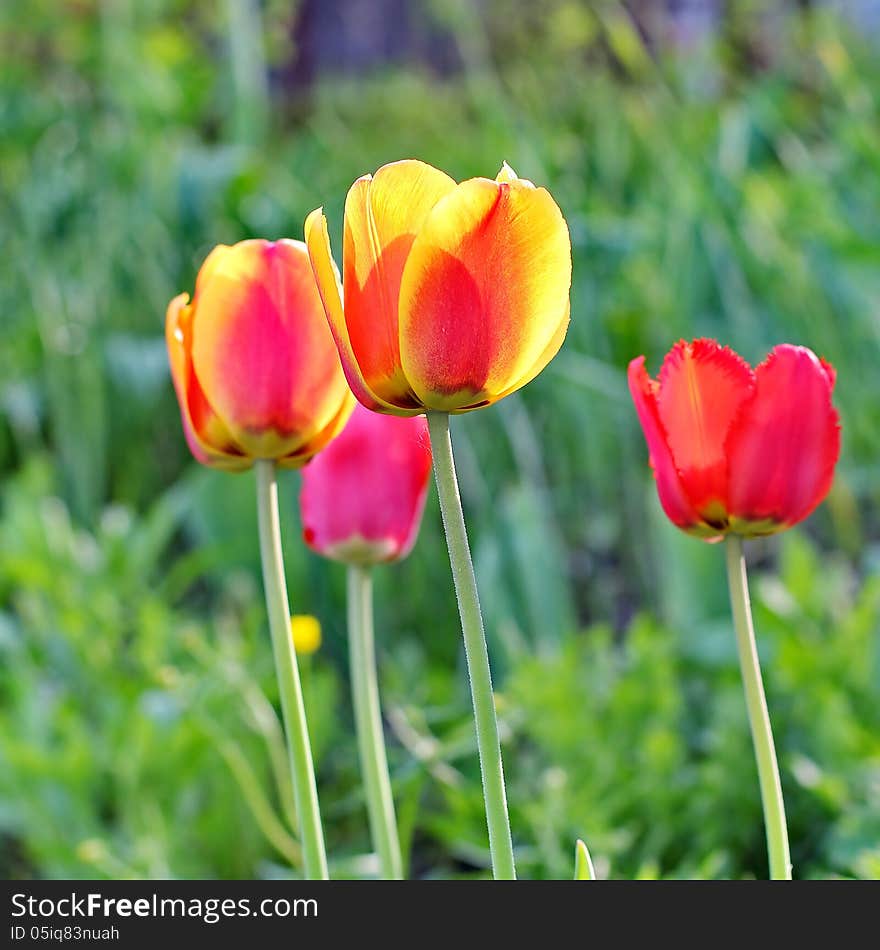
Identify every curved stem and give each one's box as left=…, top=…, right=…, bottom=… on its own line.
left=255, top=460, right=329, bottom=880
left=347, top=565, right=404, bottom=879
left=725, top=535, right=792, bottom=880
left=427, top=412, right=516, bottom=880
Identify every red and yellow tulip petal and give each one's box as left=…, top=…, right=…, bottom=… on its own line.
left=447, top=302, right=571, bottom=414
left=165, top=293, right=250, bottom=471
left=304, top=207, right=388, bottom=411
left=628, top=357, right=717, bottom=537
left=656, top=339, right=755, bottom=518
left=727, top=345, right=841, bottom=528
left=190, top=239, right=352, bottom=458
left=305, top=208, right=422, bottom=416
left=342, top=178, right=416, bottom=405
left=485, top=301, right=571, bottom=408
left=342, top=161, right=456, bottom=408
left=398, top=175, right=571, bottom=411
left=193, top=244, right=235, bottom=300
left=276, top=387, right=356, bottom=470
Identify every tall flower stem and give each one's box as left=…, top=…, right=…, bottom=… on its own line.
left=347, top=565, right=404, bottom=879
left=255, top=460, right=329, bottom=880
left=427, top=412, right=516, bottom=880
left=725, top=535, right=792, bottom=880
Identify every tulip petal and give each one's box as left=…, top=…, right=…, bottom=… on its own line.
left=276, top=387, right=355, bottom=470
left=656, top=339, right=755, bottom=519
left=190, top=239, right=353, bottom=459
left=193, top=244, right=236, bottom=298
left=628, top=356, right=717, bottom=536
left=165, top=293, right=250, bottom=471
left=727, top=345, right=841, bottom=528
left=304, top=207, right=404, bottom=413
left=342, top=161, right=457, bottom=409
left=343, top=177, right=412, bottom=404
left=495, top=161, right=520, bottom=184
left=489, top=300, right=571, bottom=406
left=819, top=357, right=837, bottom=390
left=399, top=174, right=571, bottom=411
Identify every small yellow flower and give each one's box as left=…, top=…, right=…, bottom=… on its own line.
left=290, top=614, right=322, bottom=655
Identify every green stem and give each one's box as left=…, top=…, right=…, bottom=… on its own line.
left=426, top=412, right=516, bottom=880
left=255, top=460, right=329, bottom=880
left=725, top=535, right=792, bottom=881
left=347, top=565, right=404, bottom=880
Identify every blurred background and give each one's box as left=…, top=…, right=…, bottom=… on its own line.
left=1, top=0, right=878, bottom=880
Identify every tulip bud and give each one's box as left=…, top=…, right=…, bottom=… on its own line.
left=299, top=403, right=432, bottom=565
left=166, top=239, right=354, bottom=470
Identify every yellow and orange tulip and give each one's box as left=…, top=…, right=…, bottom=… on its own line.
left=305, top=160, right=572, bottom=415
left=166, top=239, right=355, bottom=470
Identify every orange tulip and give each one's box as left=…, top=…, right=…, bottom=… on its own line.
left=166, top=239, right=354, bottom=470
left=305, top=160, right=572, bottom=415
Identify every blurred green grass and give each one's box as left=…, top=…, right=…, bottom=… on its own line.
left=0, top=1, right=878, bottom=879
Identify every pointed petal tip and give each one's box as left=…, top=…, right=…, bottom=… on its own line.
left=165, top=292, right=190, bottom=335
left=627, top=353, right=648, bottom=376
left=627, top=354, right=658, bottom=401
left=496, top=160, right=518, bottom=183
left=304, top=206, right=326, bottom=238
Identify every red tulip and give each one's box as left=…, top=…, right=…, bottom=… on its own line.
left=166, top=239, right=354, bottom=470
left=629, top=339, right=841, bottom=540
left=300, top=403, right=432, bottom=564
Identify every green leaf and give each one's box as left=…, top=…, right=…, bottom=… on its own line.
left=574, top=839, right=596, bottom=880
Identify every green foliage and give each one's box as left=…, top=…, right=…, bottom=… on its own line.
left=1, top=2, right=878, bottom=878
left=0, top=459, right=877, bottom=879
left=388, top=531, right=879, bottom=880
left=502, top=537, right=879, bottom=880
left=0, top=459, right=344, bottom=878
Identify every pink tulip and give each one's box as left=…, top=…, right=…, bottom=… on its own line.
left=300, top=404, right=432, bottom=565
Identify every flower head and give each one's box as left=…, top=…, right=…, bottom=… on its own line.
left=300, top=403, right=432, bottom=565
left=629, top=339, right=841, bottom=540
left=291, top=615, right=322, bottom=655
left=305, top=159, right=571, bottom=415
left=166, top=239, right=354, bottom=470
